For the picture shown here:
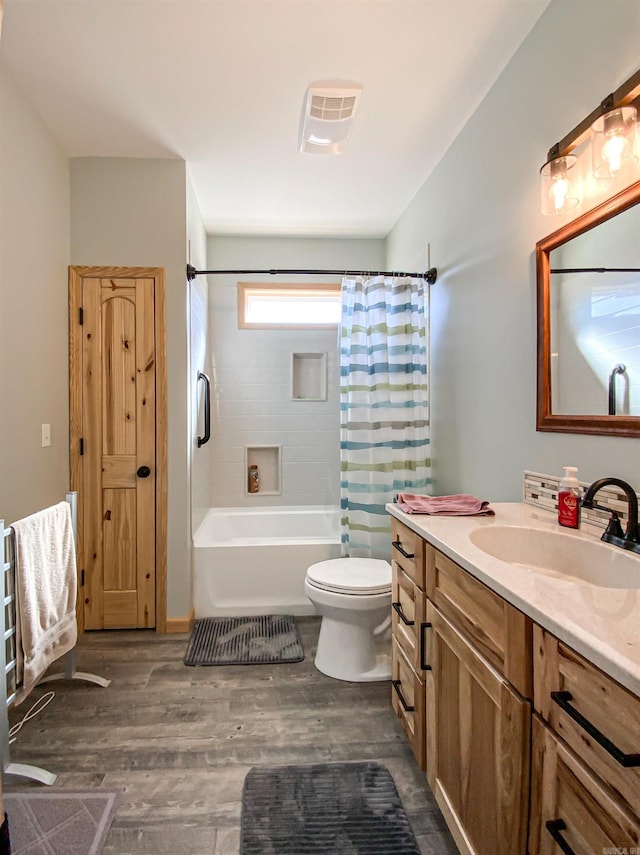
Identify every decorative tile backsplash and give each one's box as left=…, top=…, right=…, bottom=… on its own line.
left=523, top=470, right=638, bottom=531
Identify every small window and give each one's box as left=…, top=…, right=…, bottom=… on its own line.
left=237, top=283, right=341, bottom=329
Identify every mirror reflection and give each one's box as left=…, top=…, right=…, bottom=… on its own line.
left=549, top=204, right=640, bottom=417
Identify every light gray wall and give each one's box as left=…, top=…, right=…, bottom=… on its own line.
left=70, top=157, right=191, bottom=618
left=206, top=236, right=385, bottom=508
left=186, top=172, right=210, bottom=531
left=387, top=0, right=640, bottom=499
left=0, top=66, right=70, bottom=523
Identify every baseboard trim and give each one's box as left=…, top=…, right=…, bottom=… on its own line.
left=165, top=608, right=195, bottom=634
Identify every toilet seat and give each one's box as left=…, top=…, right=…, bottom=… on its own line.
left=306, top=557, right=391, bottom=596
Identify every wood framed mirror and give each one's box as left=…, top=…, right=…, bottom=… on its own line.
left=537, top=179, right=640, bottom=437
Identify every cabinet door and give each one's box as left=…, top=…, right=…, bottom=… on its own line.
left=390, top=517, right=425, bottom=588
left=391, top=638, right=426, bottom=770
left=530, top=716, right=640, bottom=854
left=426, top=546, right=532, bottom=698
left=534, top=625, right=640, bottom=821
left=425, top=601, right=530, bottom=855
left=392, top=562, right=427, bottom=673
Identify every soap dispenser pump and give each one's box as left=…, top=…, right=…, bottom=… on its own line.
left=558, top=466, right=581, bottom=529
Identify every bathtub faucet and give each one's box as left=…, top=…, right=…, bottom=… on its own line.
left=581, top=477, right=640, bottom=555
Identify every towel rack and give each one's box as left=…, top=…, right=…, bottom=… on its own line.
left=0, top=492, right=110, bottom=785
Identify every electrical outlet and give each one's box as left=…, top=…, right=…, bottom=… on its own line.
left=41, top=424, right=51, bottom=447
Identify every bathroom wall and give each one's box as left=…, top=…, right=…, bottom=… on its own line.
left=387, top=0, right=640, bottom=499
left=70, top=157, right=191, bottom=618
left=0, top=65, right=71, bottom=523
left=187, top=172, right=210, bottom=532
left=205, top=235, right=385, bottom=508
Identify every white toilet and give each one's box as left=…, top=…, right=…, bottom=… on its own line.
left=304, top=557, right=392, bottom=682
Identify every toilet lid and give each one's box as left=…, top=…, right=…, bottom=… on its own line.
left=307, top=558, right=392, bottom=595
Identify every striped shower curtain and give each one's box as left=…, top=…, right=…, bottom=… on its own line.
left=339, top=275, right=431, bottom=558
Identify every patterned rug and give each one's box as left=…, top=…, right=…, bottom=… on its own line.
left=184, top=614, right=304, bottom=666
left=4, top=789, right=120, bottom=855
left=240, top=761, right=420, bottom=854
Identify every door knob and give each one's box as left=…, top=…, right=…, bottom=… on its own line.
left=137, top=465, right=151, bottom=478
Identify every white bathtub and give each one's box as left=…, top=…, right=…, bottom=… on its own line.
left=193, top=505, right=342, bottom=617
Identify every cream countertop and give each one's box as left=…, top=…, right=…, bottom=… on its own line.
left=386, top=501, right=640, bottom=699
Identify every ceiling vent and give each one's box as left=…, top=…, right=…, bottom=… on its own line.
left=299, top=81, right=363, bottom=154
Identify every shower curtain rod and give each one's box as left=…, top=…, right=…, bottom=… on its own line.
left=186, top=264, right=438, bottom=284
left=550, top=266, right=640, bottom=274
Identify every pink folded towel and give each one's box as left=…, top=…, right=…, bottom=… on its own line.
left=396, top=493, right=495, bottom=516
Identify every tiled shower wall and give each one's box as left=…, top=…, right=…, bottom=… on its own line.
left=206, top=235, right=386, bottom=508
left=209, top=314, right=340, bottom=507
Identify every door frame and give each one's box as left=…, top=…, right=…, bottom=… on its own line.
left=69, top=265, right=168, bottom=633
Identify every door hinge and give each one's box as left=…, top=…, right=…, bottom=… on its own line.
left=81, top=569, right=85, bottom=587
left=79, top=437, right=84, bottom=455
left=79, top=307, right=84, bottom=325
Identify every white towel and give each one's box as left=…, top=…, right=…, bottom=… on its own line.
left=12, top=501, right=77, bottom=704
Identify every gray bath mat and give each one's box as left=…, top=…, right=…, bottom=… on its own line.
left=4, top=789, right=120, bottom=854
left=240, top=761, right=420, bottom=854
left=184, top=615, right=304, bottom=666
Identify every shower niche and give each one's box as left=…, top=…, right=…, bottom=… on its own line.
left=291, top=352, right=327, bottom=401
left=244, top=445, right=282, bottom=495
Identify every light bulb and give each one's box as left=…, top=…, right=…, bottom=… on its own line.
left=601, top=133, right=627, bottom=176
left=550, top=177, right=569, bottom=212
left=540, top=153, right=580, bottom=215
left=591, top=106, right=638, bottom=179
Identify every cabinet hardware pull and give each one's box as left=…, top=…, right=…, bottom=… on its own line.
left=392, top=540, right=415, bottom=560
left=551, top=691, right=640, bottom=767
left=545, top=819, right=576, bottom=855
left=392, top=601, right=414, bottom=626
left=420, top=622, right=432, bottom=671
left=391, top=679, right=415, bottom=712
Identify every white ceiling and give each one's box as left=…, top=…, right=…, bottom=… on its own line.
left=1, top=0, right=549, bottom=237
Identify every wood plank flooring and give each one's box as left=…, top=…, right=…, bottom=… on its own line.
left=6, top=618, right=458, bottom=854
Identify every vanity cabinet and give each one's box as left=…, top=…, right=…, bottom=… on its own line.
left=390, top=517, right=427, bottom=768
left=530, top=625, right=640, bottom=853
left=424, top=547, right=532, bottom=855
left=388, top=507, right=640, bottom=855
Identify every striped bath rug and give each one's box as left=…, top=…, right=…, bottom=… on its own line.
left=184, top=614, right=304, bottom=666
left=240, top=761, right=420, bottom=854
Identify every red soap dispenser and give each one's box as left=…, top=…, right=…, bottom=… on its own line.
left=558, top=466, right=581, bottom=529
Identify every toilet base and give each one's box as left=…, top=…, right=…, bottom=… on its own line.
left=313, top=613, right=391, bottom=682
left=314, top=649, right=391, bottom=682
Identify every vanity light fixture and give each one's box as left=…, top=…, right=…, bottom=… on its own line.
left=591, top=103, right=638, bottom=179
left=540, top=66, right=640, bottom=214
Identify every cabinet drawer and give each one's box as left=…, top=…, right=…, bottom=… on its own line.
left=390, top=517, right=425, bottom=589
left=426, top=545, right=532, bottom=698
left=534, top=626, right=640, bottom=821
left=530, top=716, right=640, bottom=854
left=392, top=563, right=427, bottom=673
left=391, top=637, right=425, bottom=770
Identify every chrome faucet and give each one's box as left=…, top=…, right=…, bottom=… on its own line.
left=581, top=478, right=640, bottom=555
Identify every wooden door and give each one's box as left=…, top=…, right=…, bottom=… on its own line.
left=425, top=601, right=530, bottom=855
left=70, top=267, right=167, bottom=631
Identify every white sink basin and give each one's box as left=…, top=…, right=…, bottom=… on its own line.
left=469, top=525, right=640, bottom=589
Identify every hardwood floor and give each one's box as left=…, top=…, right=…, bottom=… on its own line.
left=6, top=618, right=458, bottom=854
